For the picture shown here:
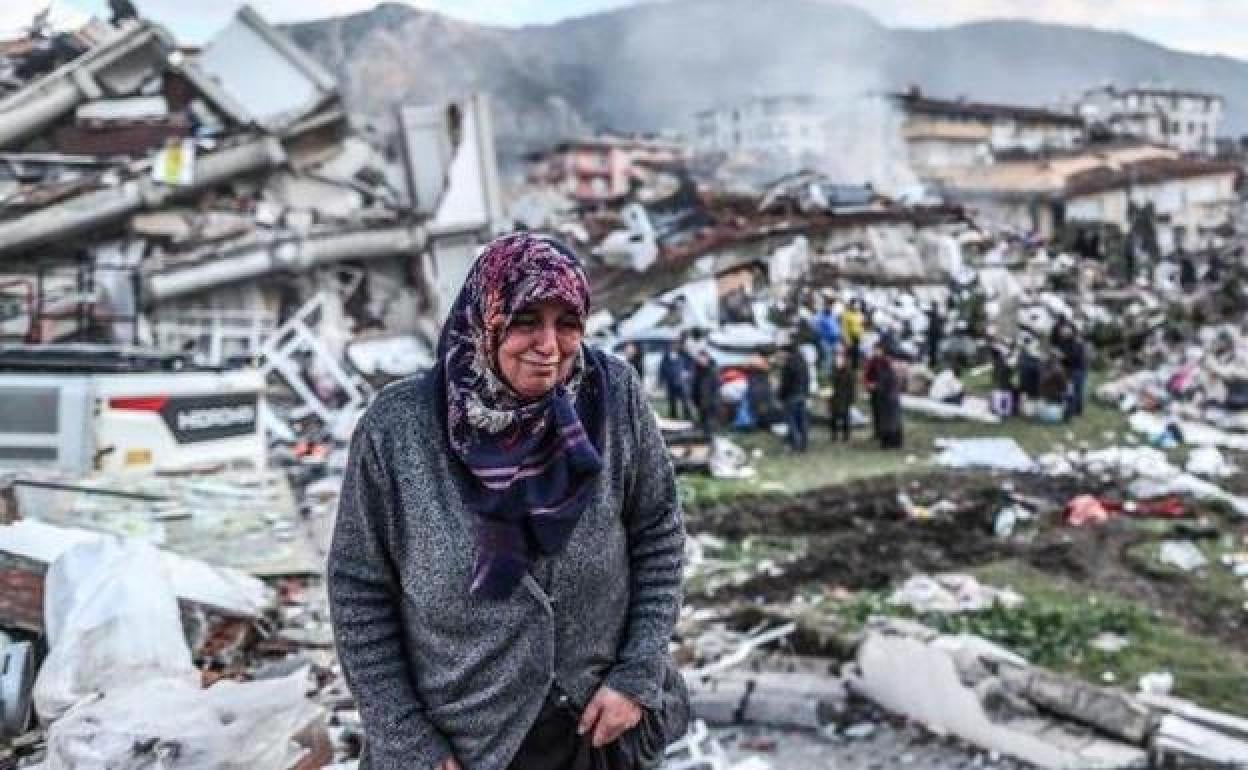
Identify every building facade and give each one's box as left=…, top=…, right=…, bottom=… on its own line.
left=525, top=135, right=687, bottom=206
left=1078, top=86, right=1223, bottom=156
left=892, top=89, right=1086, bottom=180
left=1064, top=158, right=1239, bottom=253
left=693, top=95, right=828, bottom=161
left=939, top=143, right=1239, bottom=252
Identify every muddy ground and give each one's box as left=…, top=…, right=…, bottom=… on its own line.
left=684, top=470, right=1248, bottom=649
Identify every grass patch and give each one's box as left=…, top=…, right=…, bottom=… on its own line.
left=818, top=560, right=1248, bottom=714
left=970, top=561, right=1248, bottom=715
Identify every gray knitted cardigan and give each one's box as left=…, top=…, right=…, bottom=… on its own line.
left=329, top=355, right=685, bottom=770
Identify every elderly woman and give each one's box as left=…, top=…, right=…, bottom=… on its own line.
left=329, top=233, right=688, bottom=770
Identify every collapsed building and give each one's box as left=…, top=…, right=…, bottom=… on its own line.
left=0, top=5, right=503, bottom=367
left=0, top=5, right=505, bottom=479
left=939, top=142, right=1240, bottom=260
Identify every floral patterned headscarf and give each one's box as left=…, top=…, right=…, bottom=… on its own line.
left=437, top=232, right=605, bottom=599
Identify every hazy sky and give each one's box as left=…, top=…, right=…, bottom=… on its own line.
left=1, top=0, right=1244, bottom=59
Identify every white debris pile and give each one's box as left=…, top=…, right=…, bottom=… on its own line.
left=845, top=619, right=1248, bottom=768
left=888, top=573, right=1024, bottom=614
left=683, top=535, right=807, bottom=598
left=902, top=394, right=1001, bottom=423
left=1039, top=446, right=1248, bottom=516
left=709, top=437, right=756, bottom=480
left=30, top=537, right=320, bottom=770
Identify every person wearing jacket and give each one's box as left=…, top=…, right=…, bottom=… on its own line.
left=659, top=335, right=696, bottom=421
left=828, top=347, right=856, bottom=442
left=1036, top=353, right=1070, bottom=423
left=691, top=349, right=720, bottom=438
left=777, top=341, right=811, bottom=452
left=841, top=300, right=865, bottom=370
left=1051, top=320, right=1088, bottom=420
left=329, top=233, right=688, bottom=770
left=813, top=305, right=842, bottom=376
left=925, top=303, right=945, bottom=371
left=864, top=342, right=903, bottom=449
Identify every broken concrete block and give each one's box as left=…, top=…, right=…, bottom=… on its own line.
left=1138, top=692, right=1248, bottom=741
left=851, top=631, right=1147, bottom=769
left=686, top=676, right=750, bottom=725
left=997, top=666, right=1155, bottom=744
left=1154, top=715, right=1248, bottom=764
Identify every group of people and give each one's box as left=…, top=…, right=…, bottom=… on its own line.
left=630, top=332, right=721, bottom=438
left=630, top=291, right=907, bottom=454
left=781, top=332, right=904, bottom=453
left=632, top=289, right=1094, bottom=460
left=991, top=318, right=1088, bottom=423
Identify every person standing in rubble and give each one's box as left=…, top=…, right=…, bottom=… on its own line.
left=813, top=301, right=841, bottom=377
left=841, top=300, right=865, bottom=370
left=659, top=333, right=696, bottom=421
left=1016, top=333, right=1041, bottom=415
left=692, top=348, right=720, bottom=438
left=829, top=347, right=856, bottom=442
left=1051, top=319, right=1088, bottom=420
left=778, top=338, right=811, bottom=452
left=925, top=302, right=944, bottom=371
left=864, top=342, right=904, bottom=449
left=1037, top=353, right=1070, bottom=423
left=329, top=233, right=688, bottom=770
left=989, top=341, right=1016, bottom=418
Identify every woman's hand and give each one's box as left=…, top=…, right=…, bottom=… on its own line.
left=578, top=686, right=642, bottom=748
left=433, top=757, right=461, bottom=770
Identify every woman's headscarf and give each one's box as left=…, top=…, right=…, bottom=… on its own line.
left=437, top=232, right=606, bottom=599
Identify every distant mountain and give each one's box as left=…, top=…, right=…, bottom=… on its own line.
left=285, top=0, right=1248, bottom=154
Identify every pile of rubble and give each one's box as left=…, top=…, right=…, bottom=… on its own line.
left=0, top=467, right=356, bottom=769
left=0, top=5, right=502, bottom=388
left=675, top=590, right=1248, bottom=769
left=0, top=4, right=508, bottom=767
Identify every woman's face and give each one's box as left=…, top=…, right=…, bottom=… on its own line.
left=497, top=299, right=584, bottom=400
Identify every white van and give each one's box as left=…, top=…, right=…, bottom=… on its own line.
left=0, top=346, right=266, bottom=474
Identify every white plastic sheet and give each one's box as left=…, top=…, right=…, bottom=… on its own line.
left=0, top=520, right=270, bottom=619
left=934, top=438, right=1036, bottom=473
left=34, top=539, right=198, bottom=723
left=39, top=670, right=318, bottom=770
